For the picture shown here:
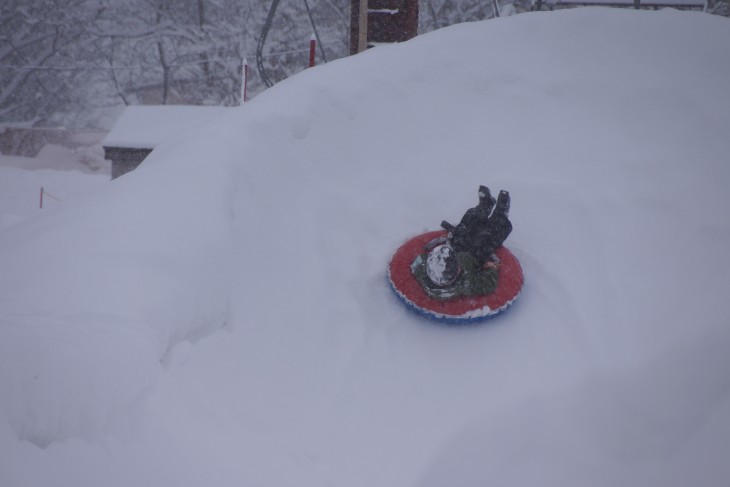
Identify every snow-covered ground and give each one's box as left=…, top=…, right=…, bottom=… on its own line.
left=0, top=145, right=110, bottom=230
left=2, top=8, right=730, bottom=486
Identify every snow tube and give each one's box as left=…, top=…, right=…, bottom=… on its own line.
left=388, top=230, right=523, bottom=323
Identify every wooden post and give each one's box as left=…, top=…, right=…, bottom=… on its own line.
left=358, top=0, right=369, bottom=53
left=40, top=187, right=44, bottom=209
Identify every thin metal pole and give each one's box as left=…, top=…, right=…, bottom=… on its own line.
left=256, top=0, right=282, bottom=88
left=241, top=59, right=248, bottom=103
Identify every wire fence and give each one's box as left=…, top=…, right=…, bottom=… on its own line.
left=0, top=48, right=311, bottom=72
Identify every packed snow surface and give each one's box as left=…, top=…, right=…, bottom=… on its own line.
left=2, top=8, right=730, bottom=486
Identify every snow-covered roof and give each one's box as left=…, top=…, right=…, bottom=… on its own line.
left=103, top=105, right=232, bottom=149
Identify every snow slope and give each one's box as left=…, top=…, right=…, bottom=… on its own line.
left=2, top=8, right=730, bottom=486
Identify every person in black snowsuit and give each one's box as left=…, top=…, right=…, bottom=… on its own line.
left=441, top=186, right=512, bottom=267
left=448, top=185, right=495, bottom=252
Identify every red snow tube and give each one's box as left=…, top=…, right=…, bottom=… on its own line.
left=388, top=230, right=523, bottom=323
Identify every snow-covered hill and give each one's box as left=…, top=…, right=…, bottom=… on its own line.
left=2, top=8, right=729, bottom=486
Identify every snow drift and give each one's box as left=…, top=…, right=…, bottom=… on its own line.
left=1, top=7, right=730, bottom=487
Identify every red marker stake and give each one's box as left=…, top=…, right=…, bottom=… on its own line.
left=309, top=35, right=316, bottom=68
